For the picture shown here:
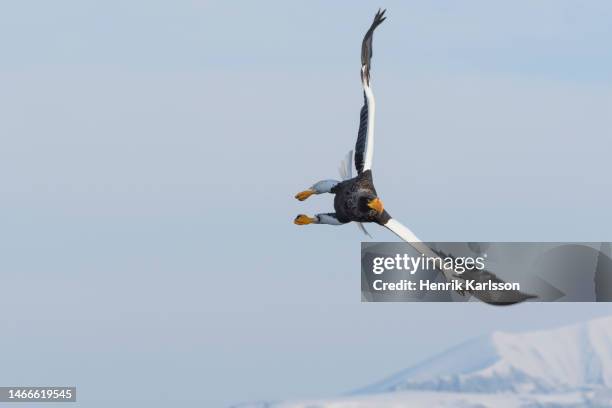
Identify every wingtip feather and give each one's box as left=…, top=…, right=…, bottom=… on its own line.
left=373, top=8, right=387, bottom=25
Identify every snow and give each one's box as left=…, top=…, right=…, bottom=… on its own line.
left=233, top=316, right=612, bottom=408
left=277, top=390, right=591, bottom=408
left=355, top=315, right=612, bottom=394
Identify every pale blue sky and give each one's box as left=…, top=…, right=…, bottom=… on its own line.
left=1, top=1, right=611, bottom=407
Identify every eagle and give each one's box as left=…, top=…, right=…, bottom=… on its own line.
left=293, top=10, right=536, bottom=305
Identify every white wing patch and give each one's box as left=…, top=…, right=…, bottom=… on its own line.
left=362, top=83, right=375, bottom=172
left=384, top=219, right=455, bottom=282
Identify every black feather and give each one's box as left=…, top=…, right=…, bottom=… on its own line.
left=354, top=92, right=368, bottom=174
left=355, top=10, right=386, bottom=174
left=361, top=9, right=386, bottom=85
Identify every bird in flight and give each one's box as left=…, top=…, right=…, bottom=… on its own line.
left=293, top=9, right=419, bottom=245
left=292, top=10, right=537, bottom=305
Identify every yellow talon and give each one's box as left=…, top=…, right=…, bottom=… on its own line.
left=295, top=189, right=315, bottom=201
left=294, top=214, right=317, bottom=225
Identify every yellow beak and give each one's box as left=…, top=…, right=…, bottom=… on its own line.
left=367, top=197, right=384, bottom=214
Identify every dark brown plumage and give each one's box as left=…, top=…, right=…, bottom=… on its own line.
left=331, top=170, right=391, bottom=225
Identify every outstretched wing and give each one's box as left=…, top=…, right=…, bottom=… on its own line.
left=354, top=9, right=386, bottom=174
left=384, top=218, right=537, bottom=305
left=384, top=219, right=456, bottom=282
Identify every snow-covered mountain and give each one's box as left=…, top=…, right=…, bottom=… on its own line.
left=233, top=316, right=612, bottom=408
left=357, top=315, right=612, bottom=395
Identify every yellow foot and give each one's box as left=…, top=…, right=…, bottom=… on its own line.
left=294, top=189, right=315, bottom=201
left=294, top=214, right=317, bottom=225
